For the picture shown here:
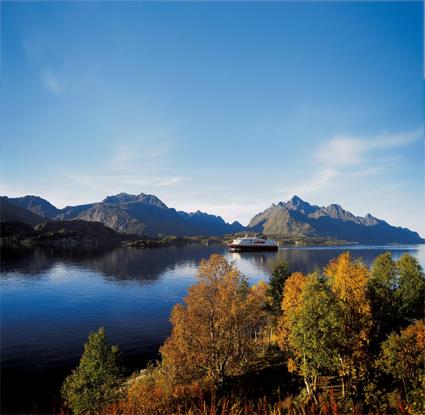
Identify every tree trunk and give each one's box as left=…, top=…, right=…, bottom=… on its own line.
left=304, top=377, right=311, bottom=396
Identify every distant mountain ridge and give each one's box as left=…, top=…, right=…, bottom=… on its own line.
left=2, top=193, right=244, bottom=237
left=2, top=193, right=423, bottom=243
left=0, top=197, right=45, bottom=226
left=248, top=196, right=423, bottom=244
left=9, top=195, right=60, bottom=218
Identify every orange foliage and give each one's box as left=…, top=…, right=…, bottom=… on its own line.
left=281, top=272, right=308, bottom=314
left=324, top=252, right=370, bottom=316
left=160, top=255, right=269, bottom=389
left=100, top=253, right=423, bottom=415
left=277, top=272, right=307, bottom=351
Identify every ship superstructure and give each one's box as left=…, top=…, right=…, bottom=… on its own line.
left=228, top=236, right=278, bottom=251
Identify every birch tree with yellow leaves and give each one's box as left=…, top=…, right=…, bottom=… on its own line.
left=160, top=255, right=269, bottom=390
left=324, top=252, right=372, bottom=397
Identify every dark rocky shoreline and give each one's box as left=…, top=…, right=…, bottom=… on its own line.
left=0, top=221, right=223, bottom=250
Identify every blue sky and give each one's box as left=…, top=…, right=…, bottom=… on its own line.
left=1, top=1, right=424, bottom=234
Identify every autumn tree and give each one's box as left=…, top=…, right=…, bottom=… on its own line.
left=278, top=273, right=344, bottom=398
left=324, top=252, right=372, bottom=396
left=248, top=279, right=273, bottom=348
left=267, top=260, right=291, bottom=316
left=277, top=272, right=308, bottom=349
left=160, top=255, right=268, bottom=390
left=118, top=364, right=176, bottom=415
left=377, top=320, right=425, bottom=413
left=61, top=327, right=123, bottom=415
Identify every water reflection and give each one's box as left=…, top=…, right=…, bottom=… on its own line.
left=1, top=243, right=424, bottom=414
left=1, top=244, right=225, bottom=284
left=3, top=244, right=423, bottom=284
left=230, top=244, right=425, bottom=277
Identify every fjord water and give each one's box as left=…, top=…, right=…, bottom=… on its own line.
left=1, top=244, right=424, bottom=413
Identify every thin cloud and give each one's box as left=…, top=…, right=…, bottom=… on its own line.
left=315, top=128, right=423, bottom=167
left=373, top=129, right=423, bottom=148
left=66, top=174, right=185, bottom=191
left=155, top=177, right=184, bottom=187
left=279, top=128, right=422, bottom=202
left=41, top=69, right=63, bottom=94
left=119, top=176, right=184, bottom=187
left=350, top=166, right=385, bottom=177
left=282, top=168, right=339, bottom=200
left=109, top=140, right=171, bottom=171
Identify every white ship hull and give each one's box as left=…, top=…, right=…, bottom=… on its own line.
left=228, top=244, right=278, bottom=252
left=228, top=236, right=278, bottom=251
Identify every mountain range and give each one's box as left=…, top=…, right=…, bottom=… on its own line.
left=2, top=193, right=244, bottom=237
left=248, top=196, right=423, bottom=244
left=1, top=193, right=423, bottom=244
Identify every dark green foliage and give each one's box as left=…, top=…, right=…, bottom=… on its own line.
left=397, top=254, right=425, bottom=320
left=287, top=276, right=345, bottom=395
left=376, top=320, right=425, bottom=413
left=267, top=260, right=290, bottom=315
left=61, top=327, right=123, bottom=414
left=368, top=252, right=400, bottom=343
left=368, top=253, right=425, bottom=346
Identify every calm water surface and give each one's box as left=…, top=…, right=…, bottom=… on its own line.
left=1, top=243, right=424, bottom=413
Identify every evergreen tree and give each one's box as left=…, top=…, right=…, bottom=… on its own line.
left=397, top=254, right=425, bottom=321
left=61, top=327, right=123, bottom=414
left=367, top=253, right=425, bottom=344
left=267, top=260, right=290, bottom=315
left=367, top=252, right=400, bottom=344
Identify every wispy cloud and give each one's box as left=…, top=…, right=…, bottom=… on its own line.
left=155, top=177, right=184, bottom=187
left=315, top=128, right=423, bottom=167
left=107, top=130, right=172, bottom=172
left=349, top=166, right=385, bottom=177
left=65, top=174, right=185, bottom=192
left=41, top=69, right=63, bottom=94
left=109, top=142, right=170, bottom=171
left=281, top=128, right=422, bottom=201
left=118, top=175, right=184, bottom=187
left=282, top=168, right=339, bottom=200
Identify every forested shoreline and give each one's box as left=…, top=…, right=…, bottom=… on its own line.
left=60, top=252, right=424, bottom=415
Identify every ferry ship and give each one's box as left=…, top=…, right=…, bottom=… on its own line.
left=228, top=236, right=278, bottom=251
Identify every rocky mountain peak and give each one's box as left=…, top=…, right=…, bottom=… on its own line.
left=325, top=203, right=344, bottom=215
left=102, top=192, right=167, bottom=209
left=362, top=213, right=380, bottom=226
left=135, top=193, right=168, bottom=209
left=289, top=195, right=304, bottom=204
left=102, top=193, right=135, bottom=204
left=285, top=195, right=316, bottom=214
left=8, top=195, right=60, bottom=218
left=322, top=203, right=361, bottom=223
